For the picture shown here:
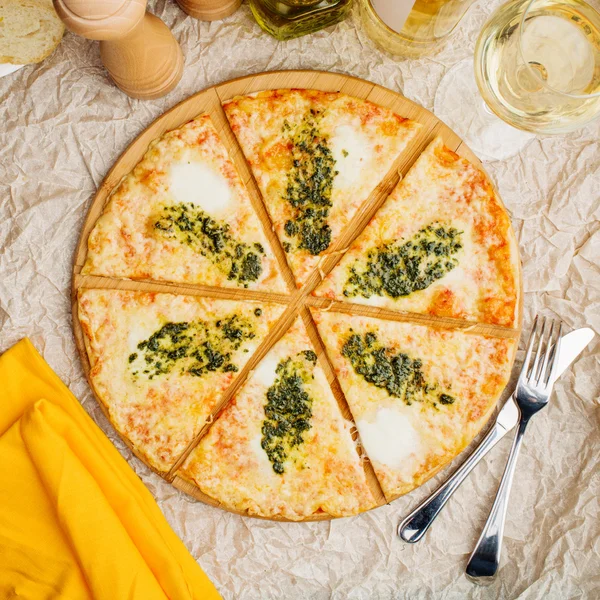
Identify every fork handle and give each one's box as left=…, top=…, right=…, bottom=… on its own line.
left=398, top=421, right=509, bottom=543
left=466, top=418, right=529, bottom=584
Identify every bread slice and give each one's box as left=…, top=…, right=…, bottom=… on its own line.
left=0, top=0, right=64, bottom=64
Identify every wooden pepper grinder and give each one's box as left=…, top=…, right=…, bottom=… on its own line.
left=175, top=0, right=242, bottom=21
left=53, top=0, right=184, bottom=99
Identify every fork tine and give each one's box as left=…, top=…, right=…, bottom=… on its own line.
left=537, top=320, right=555, bottom=385
left=520, top=315, right=539, bottom=383
left=529, top=317, right=546, bottom=383
left=545, top=321, right=563, bottom=387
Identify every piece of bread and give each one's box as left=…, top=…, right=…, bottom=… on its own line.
left=0, top=0, right=64, bottom=64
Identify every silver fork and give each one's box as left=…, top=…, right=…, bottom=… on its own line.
left=466, top=316, right=562, bottom=584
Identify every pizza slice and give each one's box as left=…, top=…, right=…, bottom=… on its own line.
left=78, top=289, right=285, bottom=473
left=312, top=310, right=515, bottom=499
left=224, top=89, right=421, bottom=286
left=82, top=114, right=286, bottom=292
left=178, top=317, right=376, bottom=520
left=314, top=137, right=520, bottom=328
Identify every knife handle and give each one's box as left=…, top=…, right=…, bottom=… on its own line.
left=398, top=419, right=509, bottom=543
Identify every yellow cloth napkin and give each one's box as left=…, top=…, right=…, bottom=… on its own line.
left=0, top=338, right=222, bottom=600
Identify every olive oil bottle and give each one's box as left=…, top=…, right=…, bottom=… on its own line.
left=249, top=0, right=353, bottom=40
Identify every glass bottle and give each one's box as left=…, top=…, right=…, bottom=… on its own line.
left=249, top=0, right=353, bottom=40
left=359, top=0, right=475, bottom=57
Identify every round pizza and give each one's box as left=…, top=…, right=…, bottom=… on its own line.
left=76, top=87, right=520, bottom=520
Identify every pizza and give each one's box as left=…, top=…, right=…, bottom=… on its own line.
left=75, top=84, right=522, bottom=520
left=314, top=137, right=520, bottom=327
left=224, top=89, right=421, bottom=286
left=82, top=114, right=285, bottom=292
left=78, top=289, right=285, bottom=473
left=178, top=318, right=376, bottom=520
left=311, top=309, right=516, bottom=499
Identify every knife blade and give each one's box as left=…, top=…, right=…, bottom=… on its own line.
left=553, top=327, right=594, bottom=383
left=398, top=327, right=595, bottom=544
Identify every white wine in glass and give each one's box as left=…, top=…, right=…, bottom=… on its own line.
left=360, top=0, right=475, bottom=57
left=475, top=0, right=600, bottom=134
left=434, top=0, right=600, bottom=160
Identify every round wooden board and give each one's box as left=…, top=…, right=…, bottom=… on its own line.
left=72, top=69, right=523, bottom=522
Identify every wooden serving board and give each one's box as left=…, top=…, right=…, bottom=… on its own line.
left=72, top=70, right=523, bottom=521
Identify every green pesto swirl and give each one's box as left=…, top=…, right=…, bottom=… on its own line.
left=153, top=203, right=264, bottom=286
left=128, top=314, right=258, bottom=380
left=261, top=349, right=318, bottom=474
left=344, top=222, right=463, bottom=299
left=281, top=111, right=337, bottom=256
left=342, top=331, right=454, bottom=408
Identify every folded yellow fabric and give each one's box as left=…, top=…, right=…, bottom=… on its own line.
left=0, top=338, right=222, bottom=600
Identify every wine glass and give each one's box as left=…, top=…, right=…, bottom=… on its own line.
left=434, top=0, right=600, bottom=161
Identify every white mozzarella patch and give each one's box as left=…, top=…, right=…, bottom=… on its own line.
left=356, top=407, right=421, bottom=469
left=127, top=322, right=160, bottom=353
left=252, top=354, right=280, bottom=388
left=169, top=161, right=232, bottom=216
left=249, top=435, right=275, bottom=474
left=330, top=125, right=373, bottom=188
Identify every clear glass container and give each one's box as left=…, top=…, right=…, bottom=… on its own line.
left=249, top=0, right=353, bottom=40
left=475, top=0, right=600, bottom=134
left=434, top=0, right=600, bottom=162
left=359, top=0, right=475, bottom=57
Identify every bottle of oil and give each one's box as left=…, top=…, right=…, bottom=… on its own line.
left=249, top=0, right=353, bottom=40
left=360, top=0, right=474, bottom=57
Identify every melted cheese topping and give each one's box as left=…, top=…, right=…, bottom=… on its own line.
left=313, top=309, right=515, bottom=499
left=178, top=318, right=376, bottom=520
left=356, top=407, right=421, bottom=470
left=249, top=434, right=275, bottom=476
left=224, top=90, right=421, bottom=286
left=127, top=322, right=159, bottom=354
left=82, top=114, right=285, bottom=292
left=169, top=161, right=232, bottom=216
left=252, top=354, right=279, bottom=388
left=315, top=137, right=520, bottom=327
left=78, top=289, right=285, bottom=473
left=330, top=124, right=373, bottom=189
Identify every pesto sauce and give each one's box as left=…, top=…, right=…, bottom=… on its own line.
left=153, top=203, right=264, bottom=286
left=344, top=223, right=463, bottom=299
left=341, top=331, right=454, bottom=407
left=261, top=349, right=318, bottom=474
left=282, top=112, right=337, bottom=256
left=129, top=314, right=257, bottom=380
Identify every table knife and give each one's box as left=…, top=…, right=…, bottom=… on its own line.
left=398, top=327, right=595, bottom=544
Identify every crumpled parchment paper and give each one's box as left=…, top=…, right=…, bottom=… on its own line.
left=1, top=1, right=598, bottom=598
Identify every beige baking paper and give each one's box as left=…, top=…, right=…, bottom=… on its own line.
left=0, top=1, right=598, bottom=598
